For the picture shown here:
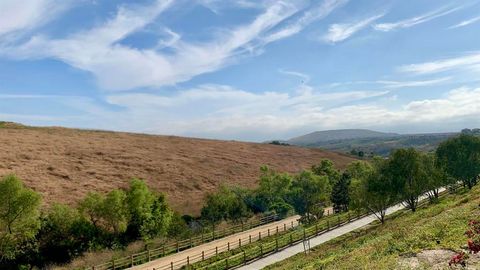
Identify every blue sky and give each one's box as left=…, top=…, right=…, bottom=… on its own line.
left=1, top=0, right=480, bottom=141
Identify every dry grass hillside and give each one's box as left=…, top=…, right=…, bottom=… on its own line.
left=0, top=122, right=356, bottom=214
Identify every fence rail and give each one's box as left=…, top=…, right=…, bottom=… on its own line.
left=89, top=214, right=279, bottom=270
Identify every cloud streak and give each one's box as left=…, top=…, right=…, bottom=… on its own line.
left=399, top=52, right=480, bottom=75
left=449, top=15, right=480, bottom=29
left=373, top=6, right=463, bottom=32
left=323, top=13, right=384, bottom=43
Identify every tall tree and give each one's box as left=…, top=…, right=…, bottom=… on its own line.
left=253, top=166, right=292, bottom=212
left=330, top=172, right=351, bottom=213
left=0, top=175, right=41, bottom=261
left=351, top=158, right=396, bottom=224
left=385, top=148, right=429, bottom=212
left=312, top=159, right=340, bottom=185
left=125, top=179, right=172, bottom=240
left=436, top=134, right=480, bottom=189
left=287, top=171, right=330, bottom=223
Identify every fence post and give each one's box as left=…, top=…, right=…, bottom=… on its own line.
left=259, top=231, right=261, bottom=240
left=148, top=249, right=151, bottom=261
left=268, top=229, right=270, bottom=237
left=348, top=213, right=351, bottom=222
left=303, top=228, right=306, bottom=241
left=239, top=238, right=241, bottom=248
left=187, top=256, right=190, bottom=267
left=260, top=244, right=263, bottom=257
left=276, top=226, right=279, bottom=234
left=290, top=234, right=293, bottom=246
left=131, top=255, right=134, bottom=267
left=226, top=258, right=229, bottom=268
left=249, top=235, right=252, bottom=244
left=202, top=250, right=205, bottom=261
left=284, top=223, right=286, bottom=232
left=337, top=216, right=341, bottom=226
left=243, top=250, right=247, bottom=265
left=276, top=237, right=279, bottom=251
left=112, top=259, right=116, bottom=270
left=171, top=262, right=173, bottom=270
left=291, top=220, right=293, bottom=228
left=216, top=246, right=218, bottom=256
left=228, top=242, right=230, bottom=251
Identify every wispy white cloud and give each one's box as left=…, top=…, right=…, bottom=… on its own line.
left=398, top=52, right=480, bottom=75
left=0, top=0, right=73, bottom=38
left=449, top=15, right=480, bottom=29
left=323, top=13, right=384, bottom=43
left=263, top=0, right=348, bottom=43
left=376, top=77, right=452, bottom=88
left=279, top=69, right=311, bottom=83
left=373, top=6, right=463, bottom=32
left=325, top=77, right=451, bottom=89
left=2, top=1, right=319, bottom=91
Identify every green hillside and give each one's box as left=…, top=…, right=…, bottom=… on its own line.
left=283, top=129, right=480, bottom=156
left=266, top=186, right=480, bottom=270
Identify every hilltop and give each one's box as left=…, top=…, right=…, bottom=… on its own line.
left=285, top=129, right=459, bottom=156
left=0, top=123, right=355, bottom=215
left=288, top=129, right=398, bottom=145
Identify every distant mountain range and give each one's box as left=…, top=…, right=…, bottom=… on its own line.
left=271, top=129, right=476, bottom=157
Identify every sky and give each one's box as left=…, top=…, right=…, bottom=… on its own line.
left=0, top=0, right=480, bottom=142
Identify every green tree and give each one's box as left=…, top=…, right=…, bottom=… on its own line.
left=102, top=189, right=129, bottom=235
left=351, top=158, right=396, bottom=223
left=228, top=187, right=252, bottom=224
left=312, top=159, right=340, bottom=185
left=201, top=188, right=229, bottom=229
left=423, top=154, right=450, bottom=200
left=330, top=172, right=351, bottom=213
left=385, top=148, right=429, bottom=212
left=252, top=166, right=292, bottom=212
left=37, top=204, right=85, bottom=265
left=125, top=179, right=172, bottom=240
left=288, top=171, right=330, bottom=223
left=79, top=192, right=104, bottom=230
left=436, top=134, right=480, bottom=189
left=0, top=175, right=41, bottom=261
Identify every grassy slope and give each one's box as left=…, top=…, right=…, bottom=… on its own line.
left=0, top=123, right=355, bottom=215
left=266, top=186, right=480, bottom=270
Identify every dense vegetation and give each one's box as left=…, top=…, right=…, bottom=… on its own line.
left=1, top=134, right=479, bottom=269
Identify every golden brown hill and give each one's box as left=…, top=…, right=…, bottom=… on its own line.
left=0, top=124, right=356, bottom=215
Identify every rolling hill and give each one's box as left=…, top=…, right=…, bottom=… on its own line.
left=0, top=122, right=356, bottom=215
left=284, top=129, right=459, bottom=156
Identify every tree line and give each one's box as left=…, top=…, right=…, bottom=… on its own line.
left=1, top=134, right=479, bottom=268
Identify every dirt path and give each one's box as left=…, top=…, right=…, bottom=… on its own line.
left=130, top=215, right=301, bottom=270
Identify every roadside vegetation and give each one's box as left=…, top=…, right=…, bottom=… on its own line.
left=266, top=185, right=480, bottom=269
left=1, top=134, right=479, bottom=269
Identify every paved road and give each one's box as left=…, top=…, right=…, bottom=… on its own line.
left=237, top=189, right=445, bottom=270
left=130, top=215, right=301, bottom=270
